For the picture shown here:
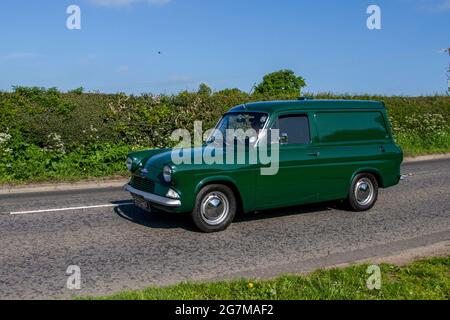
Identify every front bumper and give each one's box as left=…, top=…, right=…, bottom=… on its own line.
left=124, top=184, right=181, bottom=208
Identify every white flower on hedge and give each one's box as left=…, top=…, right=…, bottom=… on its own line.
left=404, top=113, right=447, bottom=136
left=0, top=133, right=12, bottom=145
left=47, top=133, right=66, bottom=154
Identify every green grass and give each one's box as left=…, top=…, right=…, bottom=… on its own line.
left=0, top=143, right=131, bottom=185
left=87, top=256, right=450, bottom=300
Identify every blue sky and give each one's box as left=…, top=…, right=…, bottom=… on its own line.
left=0, top=0, right=449, bottom=95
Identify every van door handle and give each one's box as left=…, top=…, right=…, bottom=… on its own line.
left=379, top=146, right=386, bottom=153
left=308, top=152, right=320, bottom=157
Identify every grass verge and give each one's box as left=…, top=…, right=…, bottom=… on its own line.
left=87, top=256, right=450, bottom=300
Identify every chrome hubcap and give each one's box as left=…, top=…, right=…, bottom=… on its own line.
left=355, top=178, right=374, bottom=206
left=200, top=192, right=229, bottom=226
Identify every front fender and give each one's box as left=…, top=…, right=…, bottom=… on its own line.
left=195, top=175, right=240, bottom=194
left=193, top=175, right=250, bottom=213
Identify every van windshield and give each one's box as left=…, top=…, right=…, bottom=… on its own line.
left=208, top=112, right=268, bottom=144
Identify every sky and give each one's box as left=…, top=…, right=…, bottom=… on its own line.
left=0, top=0, right=449, bottom=96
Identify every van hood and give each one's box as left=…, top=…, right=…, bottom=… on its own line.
left=144, top=147, right=208, bottom=169
left=145, top=149, right=174, bottom=169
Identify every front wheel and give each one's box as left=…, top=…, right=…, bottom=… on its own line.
left=347, top=173, right=379, bottom=211
left=191, top=184, right=237, bottom=233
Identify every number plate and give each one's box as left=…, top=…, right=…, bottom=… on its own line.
left=133, top=196, right=151, bottom=212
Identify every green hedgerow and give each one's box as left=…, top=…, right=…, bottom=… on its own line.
left=0, top=87, right=449, bottom=183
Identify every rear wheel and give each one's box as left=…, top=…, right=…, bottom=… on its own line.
left=348, top=173, right=378, bottom=211
left=192, top=184, right=236, bottom=233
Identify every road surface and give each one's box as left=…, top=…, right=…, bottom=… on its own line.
left=0, top=159, right=449, bottom=299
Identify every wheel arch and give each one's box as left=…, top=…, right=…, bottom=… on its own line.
left=195, top=176, right=245, bottom=213
left=350, top=168, right=384, bottom=188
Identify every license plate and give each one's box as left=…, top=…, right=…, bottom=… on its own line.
left=133, top=196, right=151, bottom=212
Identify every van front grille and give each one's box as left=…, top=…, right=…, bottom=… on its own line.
left=130, top=176, right=155, bottom=194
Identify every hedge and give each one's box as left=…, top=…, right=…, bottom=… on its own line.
left=0, top=87, right=449, bottom=183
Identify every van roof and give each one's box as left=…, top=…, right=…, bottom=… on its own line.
left=228, top=100, right=385, bottom=114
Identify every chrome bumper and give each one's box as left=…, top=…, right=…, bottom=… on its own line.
left=124, top=184, right=181, bottom=208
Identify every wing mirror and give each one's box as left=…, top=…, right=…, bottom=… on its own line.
left=207, top=136, right=216, bottom=144
left=280, top=133, right=288, bottom=145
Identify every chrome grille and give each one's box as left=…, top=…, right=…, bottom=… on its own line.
left=130, top=176, right=155, bottom=194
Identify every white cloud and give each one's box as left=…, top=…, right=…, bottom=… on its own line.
left=117, top=65, right=129, bottom=73
left=88, top=0, right=171, bottom=7
left=0, top=52, right=44, bottom=60
left=417, top=0, right=450, bottom=12
left=437, top=0, right=450, bottom=10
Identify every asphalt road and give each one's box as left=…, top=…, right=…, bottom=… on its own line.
left=0, top=159, right=449, bottom=299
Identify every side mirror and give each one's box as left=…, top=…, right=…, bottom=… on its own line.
left=280, top=133, right=288, bottom=145
left=206, top=135, right=216, bottom=144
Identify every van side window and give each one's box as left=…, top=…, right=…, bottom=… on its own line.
left=273, top=115, right=311, bottom=145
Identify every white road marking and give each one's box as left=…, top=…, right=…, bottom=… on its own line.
left=9, top=202, right=135, bottom=215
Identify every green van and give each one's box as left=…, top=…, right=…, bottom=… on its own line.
left=125, top=100, right=403, bottom=233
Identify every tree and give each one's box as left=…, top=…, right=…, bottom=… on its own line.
left=69, top=87, right=84, bottom=95
left=216, top=88, right=246, bottom=96
left=254, top=69, right=306, bottom=96
left=197, top=83, right=212, bottom=96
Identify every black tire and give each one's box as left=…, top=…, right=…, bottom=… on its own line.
left=191, top=184, right=237, bottom=233
left=347, top=173, right=379, bottom=211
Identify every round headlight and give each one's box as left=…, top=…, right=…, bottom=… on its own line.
left=126, top=158, right=133, bottom=172
left=163, top=165, right=172, bottom=183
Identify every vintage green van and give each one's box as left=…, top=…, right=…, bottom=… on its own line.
left=125, top=99, right=403, bottom=233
